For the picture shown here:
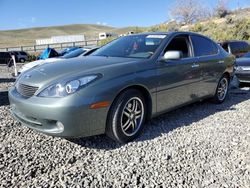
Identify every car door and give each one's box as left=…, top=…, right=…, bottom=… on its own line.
left=156, top=35, right=202, bottom=114
left=190, top=35, right=225, bottom=97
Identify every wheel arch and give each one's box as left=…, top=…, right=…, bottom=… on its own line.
left=223, top=71, right=231, bottom=83
left=223, top=71, right=230, bottom=79
left=109, top=84, right=153, bottom=121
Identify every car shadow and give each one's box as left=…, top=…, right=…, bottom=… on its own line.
left=0, top=91, right=9, bottom=106
left=0, top=78, right=16, bottom=83
left=69, top=87, right=250, bottom=150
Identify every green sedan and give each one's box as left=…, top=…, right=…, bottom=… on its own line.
left=9, top=32, right=235, bottom=143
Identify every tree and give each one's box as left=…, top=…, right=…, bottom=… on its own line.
left=215, top=0, right=229, bottom=18
left=170, top=0, right=210, bottom=24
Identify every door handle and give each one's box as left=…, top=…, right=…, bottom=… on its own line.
left=191, top=64, right=200, bottom=68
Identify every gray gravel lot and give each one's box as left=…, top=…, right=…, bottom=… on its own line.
left=0, top=69, right=249, bottom=187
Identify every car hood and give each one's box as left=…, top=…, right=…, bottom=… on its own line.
left=236, top=58, right=250, bottom=66
left=19, top=58, right=61, bottom=73
left=18, top=56, right=140, bottom=87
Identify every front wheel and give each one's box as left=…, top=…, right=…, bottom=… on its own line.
left=106, top=89, right=146, bottom=143
left=212, top=75, right=229, bottom=104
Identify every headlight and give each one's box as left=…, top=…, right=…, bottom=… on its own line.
left=38, top=75, right=98, bottom=97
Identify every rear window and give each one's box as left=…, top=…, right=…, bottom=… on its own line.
left=0, top=52, right=11, bottom=58
left=20, top=52, right=27, bottom=55
left=191, top=35, right=218, bottom=57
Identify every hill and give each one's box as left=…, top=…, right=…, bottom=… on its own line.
left=179, top=8, right=250, bottom=42
left=0, top=24, right=147, bottom=48
left=0, top=24, right=118, bottom=48
left=149, top=8, right=250, bottom=42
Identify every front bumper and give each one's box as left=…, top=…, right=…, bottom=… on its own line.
left=8, top=87, right=108, bottom=138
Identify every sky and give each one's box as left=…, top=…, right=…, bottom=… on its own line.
left=0, top=0, right=250, bottom=31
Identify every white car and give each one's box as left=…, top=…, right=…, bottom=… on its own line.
left=18, top=47, right=98, bottom=74
left=18, top=58, right=60, bottom=73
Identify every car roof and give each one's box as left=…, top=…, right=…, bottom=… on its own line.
left=130, top=31, right=208, bottom=37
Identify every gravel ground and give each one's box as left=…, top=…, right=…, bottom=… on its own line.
left=0, top=73, right=249, bottom=187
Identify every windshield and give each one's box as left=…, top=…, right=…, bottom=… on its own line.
left=242, top=52, right=250, bottom=58
left=91, top=34, right=167, bottom=59
left=62, top=49, right=86, bottom=58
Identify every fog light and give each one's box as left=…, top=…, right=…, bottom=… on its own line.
left=56, top=121, right=64, bottom=132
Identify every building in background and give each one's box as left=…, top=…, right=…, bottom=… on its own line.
left=36, top=35, right=85, bottom=45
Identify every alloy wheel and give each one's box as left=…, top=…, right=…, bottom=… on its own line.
left=217, top=77, right=228, bottom=101
left=121, top=97, right=144, bottom=137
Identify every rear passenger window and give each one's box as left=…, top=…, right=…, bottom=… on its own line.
left=191, top=35, right=218, bottom=57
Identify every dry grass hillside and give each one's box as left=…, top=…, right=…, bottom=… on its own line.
left=180, top=8, right=250, bottom=42
left=153, top=8, right=250, bottom=42
left=0, top=24, right=140, bottom=48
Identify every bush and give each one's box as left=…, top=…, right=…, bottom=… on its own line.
left=148, top=24, right=168, bottom=32
left=232, top=19, right=250, bottom=40
left=98, top=37, right=117, bottom=46
left=27, top=54, right=37, bottom=62
left=190, top=23, right=204, bottom=32
left=27, top=52, right=40, bottom=62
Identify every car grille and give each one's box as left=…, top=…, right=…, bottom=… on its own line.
left=16, top=83, right=39, bottom=97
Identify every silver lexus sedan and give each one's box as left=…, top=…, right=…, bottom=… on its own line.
left=9, top=32, right=235, bottom=143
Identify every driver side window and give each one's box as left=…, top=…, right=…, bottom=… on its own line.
left=164, top=36, right=191, bottom=59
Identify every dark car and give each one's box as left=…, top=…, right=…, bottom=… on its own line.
left=9, top=32, right=234, bottom=143
left=235, top=52, right=250, bottom=83
left=10, top=51, right=28, bottom=63
left=220, top=40, right=250, bottom=58
left=0, top=52, right=13, bottom=66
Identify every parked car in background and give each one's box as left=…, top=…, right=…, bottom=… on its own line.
left=59, top=47, right=81, bottom=56
left=220, top=40, right=250, bottom=58
left=18, top=47, right=96, bottom=74
left=219, top=41, right=250, bottom=84
left=9, top=32, right=235, bottom=143
left=235, top=51, right=250, bottom=84
left=10, top=51, right=28, bottom=63
left=0, top=52, right=13, bottom=66
left=242, top=51, right=250, bottom=58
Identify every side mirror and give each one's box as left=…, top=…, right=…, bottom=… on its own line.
left=160, top=51, right=183, bottom=61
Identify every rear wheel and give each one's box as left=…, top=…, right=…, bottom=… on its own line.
left=20, top=58, right=25, bottom=63
left=212, top=75, right=229, bottom=103
left=106, top=89, right=146, bottom=143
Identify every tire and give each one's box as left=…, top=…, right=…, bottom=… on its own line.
left=20, top=58, right=25, bottom=63
left=106, top=89, right=146, bottom=143
left=212, top=75, right=229, bottom=104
